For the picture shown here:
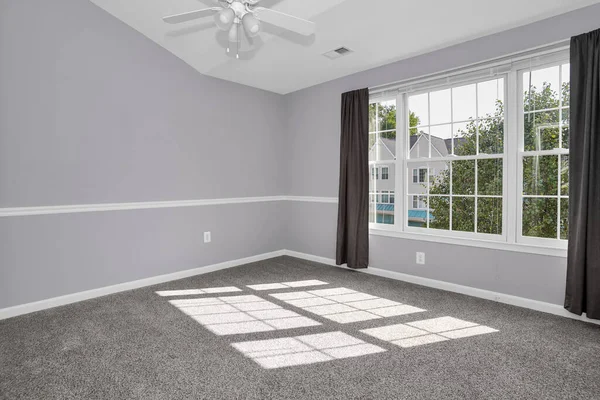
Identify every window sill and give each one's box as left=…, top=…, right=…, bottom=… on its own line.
left=369, top=228, right=567, bottom=258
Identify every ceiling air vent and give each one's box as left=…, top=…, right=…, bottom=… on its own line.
left=323, top=47, right=353, bottom=60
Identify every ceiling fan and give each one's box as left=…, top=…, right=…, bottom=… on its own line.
left=163, top=0, right=316, bottom=58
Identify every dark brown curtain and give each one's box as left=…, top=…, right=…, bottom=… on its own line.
left=336, top=88, right=370, bottom=269
left=565, top=28, right=600, bottom=319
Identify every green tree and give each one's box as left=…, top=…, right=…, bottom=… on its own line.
left=369, top=103, right=420, bottom=138
left=425, top=81, right=569, bottom=238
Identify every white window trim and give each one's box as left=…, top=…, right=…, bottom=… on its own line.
left=369, top=48, right=570, bottom=257
left=515, top=59, right=570, bottom=248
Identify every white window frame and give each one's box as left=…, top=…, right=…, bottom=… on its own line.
left=369, top=96, right=398, bottom=228
left=368, top=47, right=569, bottom=257
left=402, top=74, right=508, bottom=242
left=515, top=57, right=570, bottom=249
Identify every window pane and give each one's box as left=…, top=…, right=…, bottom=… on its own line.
left=369, top=103, right=377, bottom=132
left=407, top=196, right=429, bottom=228
left=409, top=127, right=429, bottom=159
left=560, top=198, right=569, bottom=240
left=524, top=65, right=560, bottom=112
left=409, top=93, right=428, bottom=127
left=429, top=165, right=450, bottom=195
left=452, top=160, right=476, bottom=195
left=523, top=155, right=558, bottom=196
left=522, top=198, right=558, bottom=239
left=560, top=155, right=569, bottom=196
left=561, top=108, right=570, bottom=149
left=369, top=203, right=375, bottom=223
left=372, top=160, right=395, bottom=224
left=430, top=124, right=452, bottom=158
left=452, top=84, right=476, bottom=121
left=430, top=89, right=451, bottom=125
left=411, top=195, right=426, bottom=209
left=562, top=126, right=570, bottom=150
left=452, top=197, right=475, bottom=232
left=428, top=196, right=450, bottom=230
left=379, top=100, right=396, bottom=131
left=368, top=133, right=376, bottom=161
left=369, top=169, right=376, bottom=205
left=477, top=159, right=503, bottom=196
left=477, top=197, right=503, bottom=234
left=419, top=169, right=427, bottom=183
left=478, top=78, right=504, bottom=118
left=452, top=122, right=470, bottom=155
left=478, top=117, right=504, bottom=155
left=369, top=132, right=396, bottom=162
left=524, top=110, right=560, bottom=151
left=430, top=124, right=452, bottom=141
left=371, top=167, right=379, bottom=180
left=381, top=192, right=388, bottom=203
left=561, top=64, right=570, bottom=107
left=381, top=166, right=389, bottom=180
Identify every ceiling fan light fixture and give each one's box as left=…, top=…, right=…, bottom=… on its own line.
left=228, top=23, right=241, bottom=43
left=215, top=8, right=235, bottom=31
left=242, top=13, right=261, bottom=37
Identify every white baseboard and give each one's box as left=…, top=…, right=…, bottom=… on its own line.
left=0, top=250, right=285, bottom=321
left=283, top=250, right=600, bottom=326
left=3, top=248, right=597, bottom=326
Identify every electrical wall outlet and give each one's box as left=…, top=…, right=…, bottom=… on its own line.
left=416, top=252, right=425, bottom=265
left=204, top=232, right=211, bottom=243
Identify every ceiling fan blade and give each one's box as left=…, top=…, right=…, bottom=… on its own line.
left=253, top=7, right=316, bottom=36
left=163, top=7, right=221, bottom=24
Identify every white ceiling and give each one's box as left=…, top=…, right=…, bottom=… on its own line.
left=90, top=0, right=600, bottom=94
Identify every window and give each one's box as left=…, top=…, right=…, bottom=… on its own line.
left=368, top=47, right=569, bottom=253
left=408, top=76, right=505, bottom=235
left=519, top=62, right=570, bottom=242
left=412, top=196, right=426, bottom=209
left=371, top=167, right=379, bottom=180
left=382, top=191, right=390, bottom=203
left=369, top=99, right=397, bottom=225
left=413, top=168, right=428, bottom=183
left=381, top=166, right=389, bottom=180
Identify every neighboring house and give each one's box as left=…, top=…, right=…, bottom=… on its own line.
left=370, top=133, right=457, bottom=226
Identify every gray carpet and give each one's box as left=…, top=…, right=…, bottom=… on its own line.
left=1, top=256, right=599, bottom=400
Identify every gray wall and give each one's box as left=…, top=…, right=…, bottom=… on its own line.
left=2, top=0, right=600, bottom=311
left=283, top=4, right=600, bottom=306
left=0, top=0, right=286, bottom=308
left=0, top=0, right=285, bottom=207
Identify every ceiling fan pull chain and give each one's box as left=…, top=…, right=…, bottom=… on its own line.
left=236, top=22, right=240, bottom=59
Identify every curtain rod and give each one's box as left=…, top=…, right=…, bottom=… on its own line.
left=369, top=39, right=570, bottom=96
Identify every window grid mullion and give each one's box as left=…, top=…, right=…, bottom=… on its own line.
left=557, top=65, right=564, bottom=240
left=449, top=161, right=453, bottom=231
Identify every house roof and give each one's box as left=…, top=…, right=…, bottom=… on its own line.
left=444, top=137, right=468, bottom=153
left=380, top=138, right=397, bottom=157
left=371, top=132, right=470, bottom=157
